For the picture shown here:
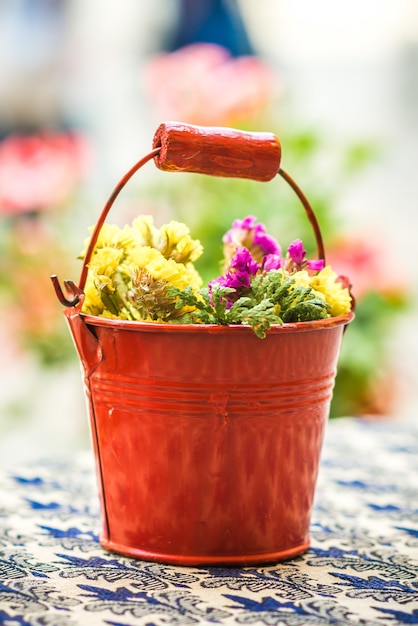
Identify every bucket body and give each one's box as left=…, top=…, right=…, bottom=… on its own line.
left=66, top=310, right=353, bottom=565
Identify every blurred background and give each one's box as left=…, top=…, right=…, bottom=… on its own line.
left=1, top=0, right=417, bottom=465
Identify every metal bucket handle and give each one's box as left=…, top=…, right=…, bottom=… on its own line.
left=51, top=121, right=326, bottom=307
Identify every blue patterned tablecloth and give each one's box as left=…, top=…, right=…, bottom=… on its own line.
left=1, top=417, right=417, bottom=625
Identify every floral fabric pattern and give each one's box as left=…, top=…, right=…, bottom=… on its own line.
left=0, top=417, right=417, bottom=625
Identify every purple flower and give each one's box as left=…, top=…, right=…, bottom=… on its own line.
left=287, top=239, right=306, bottom=264
left=284, top=239, right=324, bottom=273
left=208, top=275, right=234, bottom=309
left=208, top=272, right=244, bottom=309
left=225, top=269, right=252, bottom=290
left=222, top=215, right=281, bottom=262
left=307, top=259, right=325, bottom=272
left=234, top=215, right=258, bottom=230
left=208, top=274, right=228, bottom=290
left=222, top=216, right=258, bottom=243
left=253, top=230, right=281, bottom=256
left=262, top=254, right=282, bottom=271
left=209, top=247, right=259, bottom=308
left=229, top=247, right=259, bottom=275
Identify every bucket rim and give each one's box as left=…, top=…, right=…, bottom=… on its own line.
left=80, top=310, right=354, bottom=335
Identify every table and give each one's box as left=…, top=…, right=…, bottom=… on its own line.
left=1, top=417, right=417, bottom=625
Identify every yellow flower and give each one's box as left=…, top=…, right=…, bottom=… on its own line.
left=291, top=269, right=311, bottom=289
left=82, top=274, right=105, bottom=316
left=82, top=247, right=127, bottom=316
left=88, top=247, right=125, bottom=289
left=132, top=215, right=157, bottom=247
left=81, top=223, right=137, bottom=259
left=80, top=217, right=204, bottom=321
left=307, top=266, right=352, bottom=317
left=128, top=246, right=202, bottom=291
left=292, top=270, right=326, bottom=303
left=127, top=247, right=201, bottom=321
left=157, top=220, right=203, bottom=264
left=100, top=308, right=131, bottom=320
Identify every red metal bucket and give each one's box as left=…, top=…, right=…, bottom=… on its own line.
left=52, top=122, right=354, bottom=565
left=65, top=308, right=352, bottom=565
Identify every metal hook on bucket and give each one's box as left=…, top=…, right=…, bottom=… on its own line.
left=51, top=275, right=83, bottom=307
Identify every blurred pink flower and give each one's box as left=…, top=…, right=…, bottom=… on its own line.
left=145, top=43, right=279, bottom=126
left=326, top=234, right=408, bottom=300
left=0, top=131, right=91, bottom=215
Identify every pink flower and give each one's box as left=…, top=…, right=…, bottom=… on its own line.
left=0, top=131, right=91, bottom=215
left=145, top=43, right=279, bottom=126
left=326, top=234, right=408, bottom=300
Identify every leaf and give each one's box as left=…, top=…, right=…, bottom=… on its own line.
left=166, top=270, right=329, bottom=338
left=282, top=300, right=329, bottom=323
left=229, top=298, right=283, bottom=338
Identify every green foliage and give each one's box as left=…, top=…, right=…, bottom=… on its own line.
left=167, top=270, right=330, bottom=339
left=251, top=272, right=330, bottom=323
left=167, top=285, right=280, bottom=338
left=330, top=289, right=410, bottom=417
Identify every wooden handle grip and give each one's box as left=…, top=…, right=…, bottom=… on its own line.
left=152, top=122, right=281, bottom=182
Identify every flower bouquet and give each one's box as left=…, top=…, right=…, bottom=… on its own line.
left=52, top=123, right=353, bottom=566
left=80, top=214, right=352, bottom=338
